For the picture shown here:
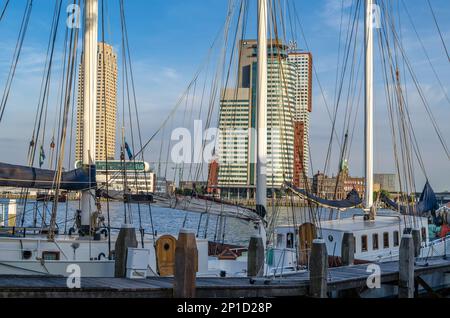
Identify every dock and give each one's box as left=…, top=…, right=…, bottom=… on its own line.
left=0, top=257, right=449, bottom=298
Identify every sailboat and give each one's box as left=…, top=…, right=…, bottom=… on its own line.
left=0, top=0, right=446, bottom=281
left=271, top=0, right=450, bottom=269
left=0, top=0, right=272, bottom=279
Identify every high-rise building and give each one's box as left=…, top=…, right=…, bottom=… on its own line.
left=218, top=88, right=251, bottom=192
left=76, top=42, right=118, bottom=162
left=288, top=52, right=312, bottom=186
left=217, top=40, right=296, bottom=197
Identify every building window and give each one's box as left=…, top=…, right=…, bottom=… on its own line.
left=276, top=234, right=284, bottom=248
left=394, top=231, right=399, bottom=247
left=361, top=235, right=368, bottom=252
left=373, top=234, right=379, bottom=250
left=383, top=232, right=390, bottom=249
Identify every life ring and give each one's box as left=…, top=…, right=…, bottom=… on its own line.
left=98, top=253, right=107, bottom=260
left=68, top=227, right=76, bottom=236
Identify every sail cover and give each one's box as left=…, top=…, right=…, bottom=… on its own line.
left=284, top=182, right=362, bottom=210
left=151, top=193, right=262, bottom=222
left=0, top=162, right=96, bottom=191
left=381, top=181, right=439, bottom=215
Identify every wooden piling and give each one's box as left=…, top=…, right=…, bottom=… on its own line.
left=399, top=234, right=415, bottom=298
left=247, top=235, right=265, bottom=277
left=114, top=224, right=138, bottom=278
left=174, top=229, right=198, bottom=298
left=309, top=239, right=328, bottom=298
left=411, top=228, right=422, bottom=258
left=341, top=232, right=355, bottom=266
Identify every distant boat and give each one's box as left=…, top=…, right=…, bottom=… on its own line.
left=36, top=191, right=67, bottom=203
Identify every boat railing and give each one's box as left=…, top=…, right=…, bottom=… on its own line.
left=0, top=226, right=49, bottom=237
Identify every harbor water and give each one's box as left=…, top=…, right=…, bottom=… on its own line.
left=13, top=200, right=405, bottom=246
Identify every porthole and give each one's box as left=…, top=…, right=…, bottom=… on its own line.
left=22, top=250, right=32, bottom=260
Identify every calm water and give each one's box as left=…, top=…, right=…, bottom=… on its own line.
left=14, top=201, right=372, bottom=246
left=16, top=201, right=258, bottom=245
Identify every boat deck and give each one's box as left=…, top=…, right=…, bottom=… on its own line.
left=0, top=257, right=449, bottom=298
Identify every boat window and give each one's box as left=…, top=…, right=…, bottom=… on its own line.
left=421, top=228, right=427, bottom=242
left=373, top=234, right=379, bottom=250
left=394, top=231, right=400, bottom=247
left=361, top=235, right=368, bottom=252
left=276, top=234, right=284, bottom=248
left=286, top=233, right=294, bottom=249
left=42, top=251, right=60, bottom=261
left=383, top=232, right=390, bottom=249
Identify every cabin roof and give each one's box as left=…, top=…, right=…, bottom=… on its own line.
left=320, top=215, right=427, bottom=233
left=276, top=215, right=428, bottom=234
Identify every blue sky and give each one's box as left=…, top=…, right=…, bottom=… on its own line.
left=0, top=0, right=448, bottom=191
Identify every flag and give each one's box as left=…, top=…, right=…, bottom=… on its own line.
left=124, top=142, right=133, bottom=160
left=39, top=146, right=46, bottom=168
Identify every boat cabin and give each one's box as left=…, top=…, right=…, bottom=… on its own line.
left=321, top=215, right=429, bottom=262
left=273, top=215, right=429, bottom=265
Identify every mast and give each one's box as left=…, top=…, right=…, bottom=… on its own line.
left=81, top=0, right=98, bottom=234
left=256, top=0, right=268, bottom=220
left=364, top=0, right=374, bottom=213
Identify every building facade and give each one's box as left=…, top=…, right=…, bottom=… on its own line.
left=312, top=170, right=367, bottom=200
left=207, top=159, right=220, bottom=195
left=217, top=40, right=296, bottom=197
left=288, top=52, right=312, bottom=186
left=95, top=160, right=156, bottom=194
left=218, top=88, right=252, bottom=190
left=76, top=42, right=118, bottom=162
left=374, top=174, right=398, bottom=193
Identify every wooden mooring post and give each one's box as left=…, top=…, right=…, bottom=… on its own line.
left=341, top=232, right=355, bottom=266
left=247, top=235, right=265, bottom=277
left=338, top=233, right=360, bottom=298
left=411, top=228, right=422, bottom=258
left=173, top=229, right=198, bottom=298
left=399, top=234, right=415, bottom=298
left=114, top=224, right=138, bottom=278
left=309, top=239, right=328, bottom=298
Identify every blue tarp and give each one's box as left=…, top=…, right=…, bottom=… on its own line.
left=0, top=162, right=96, bottom=191
left=284, top=182, right=363, bottom=209
left=381, top=181, right=439, bottom=215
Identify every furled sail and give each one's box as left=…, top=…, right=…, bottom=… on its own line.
left=151, top=193, right=262, bottom=222
left=381, top=181, right=439, bottom=215
left=0, top=162, right=96, bottom=191
left=284, top=182, right=362, bottom=210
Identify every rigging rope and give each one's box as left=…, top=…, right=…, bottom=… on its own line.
left=0, top=0, right=10, bottom=22
left=0, top=0, right=33, bottom=123
left=426, top=0, right=450, bottom=61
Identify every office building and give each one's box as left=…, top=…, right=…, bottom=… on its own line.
left=288, top=52, right=312, bottom=186
left=95, top=160, right=156, bottom=194
left=217, top=40, right=296, bottom=197
left=374, top=174, right=399, bottom=193
left=76, top=42, right=118, bottom=162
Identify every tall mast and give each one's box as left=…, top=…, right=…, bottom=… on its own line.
left=256, top=0, right=268, bottom=219
left=364, top=0, right=374, bottom=211
left=81, top=0, right=98, bottom=233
